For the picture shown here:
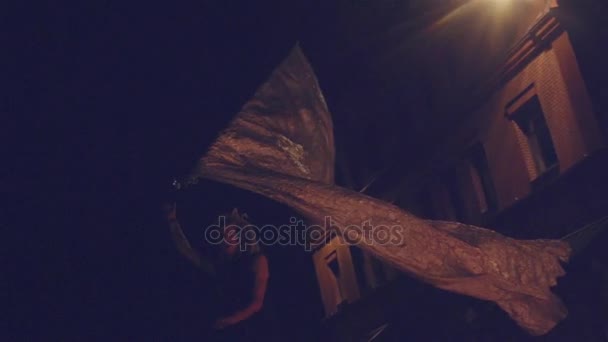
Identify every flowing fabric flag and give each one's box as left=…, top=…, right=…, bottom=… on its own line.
left=179, top=45, right=571, bottom=336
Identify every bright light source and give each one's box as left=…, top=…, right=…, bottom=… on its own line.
left=488, top=0, right=514, bottom=11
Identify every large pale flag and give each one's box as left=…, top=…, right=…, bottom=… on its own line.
left=179, top=45, right=571, bottom=335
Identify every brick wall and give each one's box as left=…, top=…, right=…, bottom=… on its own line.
left=398, top=24, right=606, bottom=235
left=480, top=31, right=602, bottom=211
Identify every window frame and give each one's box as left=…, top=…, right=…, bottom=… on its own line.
left=506, top=85, right=560, bottom=185
left=466, top=142, right=498, bottom=216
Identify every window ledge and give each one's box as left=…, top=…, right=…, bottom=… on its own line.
left=531, top=164, right=560, bottom=190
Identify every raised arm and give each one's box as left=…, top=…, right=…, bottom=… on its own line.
left=163, top=202, right=214, bottom=274
left=214, top=254, right=269, bottom=329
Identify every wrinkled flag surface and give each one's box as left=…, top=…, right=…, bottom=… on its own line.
left=180, top=45, right=571, bottom=335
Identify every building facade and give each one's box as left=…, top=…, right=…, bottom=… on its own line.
left=313, top=1, right=608, bottom=340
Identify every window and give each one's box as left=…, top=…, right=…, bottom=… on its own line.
left=370, top=256, right=387, bottom=285
left=468, top=143, right=497, bottom=214
left=349, top=246, right=371, bottom=295
left=325, top=251, right=345, bottom=308
left=510, top=95, right=558, bottom=179
left=349, top=247, right=389, bottom=292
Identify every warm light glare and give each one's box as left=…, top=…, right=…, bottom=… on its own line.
left=490, top=0, right=514, bottom=10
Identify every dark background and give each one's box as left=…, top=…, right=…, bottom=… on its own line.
left=4, top=0, right=333, bottom=339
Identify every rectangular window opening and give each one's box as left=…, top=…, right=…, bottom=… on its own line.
left=510, top=95, right=559, bottom=178
left=468, top=143, right=498, bottom=214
